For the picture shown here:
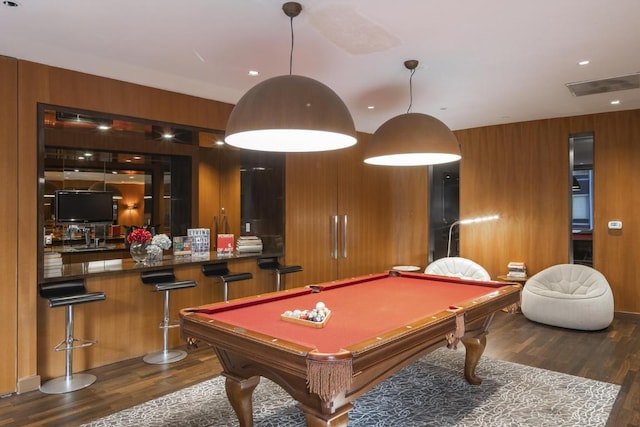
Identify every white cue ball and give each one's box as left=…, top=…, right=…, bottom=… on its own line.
left=316, top=302, right=326, bottom=311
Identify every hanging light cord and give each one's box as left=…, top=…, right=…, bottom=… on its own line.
left=407, top=67, right=416, bottom=114
left=289, top=14, right=295, bottom=75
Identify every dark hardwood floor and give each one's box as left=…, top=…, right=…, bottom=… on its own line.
left=1, top=311, right=638, bottom=426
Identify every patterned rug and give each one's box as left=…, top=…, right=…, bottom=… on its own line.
left=83, top=348, right=620, bottom=427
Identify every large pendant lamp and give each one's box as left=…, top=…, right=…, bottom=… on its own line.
left=364, top=60, right=461, bottom=166
left=225, top=2, right=357, bottom=153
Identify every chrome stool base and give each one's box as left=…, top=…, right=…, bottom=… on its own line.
left=40, top=373, right=97, bottom=394
left=143, top=349, right=187, bottom=365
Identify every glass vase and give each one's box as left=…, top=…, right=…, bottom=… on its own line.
left=146, top=244, right=163, bottom=262
left=129, top=242, right=149, bottom=263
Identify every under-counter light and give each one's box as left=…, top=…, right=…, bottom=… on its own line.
left=224, top=2, right=356, bottom=153
left=365, top=60, right=460, bottom=166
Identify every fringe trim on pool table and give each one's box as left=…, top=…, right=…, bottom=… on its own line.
left=306, top=358, right=352, bottom=401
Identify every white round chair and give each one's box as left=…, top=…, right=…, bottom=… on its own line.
left=521, top=264, right=614, bottom=331
left=424, top=257, right=491, bottom=281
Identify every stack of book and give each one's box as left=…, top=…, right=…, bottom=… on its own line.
left=44, top=252, right=63, bottom=274
left=507, top=261, right=527, bottom=278
left=188, top=228, right=210, bottom=257
left=236, top=236, right=263, bottom=253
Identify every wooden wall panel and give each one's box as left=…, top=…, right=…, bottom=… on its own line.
left=0, top=56, right=18, bottom=395
left=456, top=119, right=569, bottom=278
left=582, top=110, right=640, bottom=313
left=388, top=167, right=429, bottom=269
left=17, top=60, right=49, bottom=391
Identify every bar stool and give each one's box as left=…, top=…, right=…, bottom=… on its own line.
left=202, top=262, right=252, bottom=302
left=258, top=256, right=302, bottom=291
left=141, top=269, right=197, bottom=364
left=39, top=279, right=106, bottom=394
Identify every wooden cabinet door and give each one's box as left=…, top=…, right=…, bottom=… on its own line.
left=285, top=135, right=397, bottom=286
left=336, top=135, right=394, bottom=279
left=285, top=151, right=339, bottom=286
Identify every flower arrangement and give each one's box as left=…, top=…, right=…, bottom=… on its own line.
left=146, top=243, right=163, bottom=260
left=151, top=233, right=172, bottom=250
left=127, top=228, right=152, bottom=244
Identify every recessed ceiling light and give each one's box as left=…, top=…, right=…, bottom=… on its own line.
left=3, top=1, right=19, bottom=7
left=248, top=70, right=260, bottom=77
left=367, top=105, right=375, bottom=110
left=84, top=152, right=93, bottom=157
left=97, top=124, right=111, bottom=130
left=162, top=133, right=174, bottom=139
left=610, top=99, right=621, bottom=105
left=578, top=60, right=590, bottom=66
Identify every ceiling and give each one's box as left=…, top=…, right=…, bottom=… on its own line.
left=2, top=0, right=639, bottom=134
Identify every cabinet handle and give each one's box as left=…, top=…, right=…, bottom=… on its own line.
left=341, top=214, right=348, bottom=258
left=330, top=215, right=338, bottom=260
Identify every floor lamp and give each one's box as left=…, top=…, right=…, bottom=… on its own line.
left=447, top=215, right=499, bottom=257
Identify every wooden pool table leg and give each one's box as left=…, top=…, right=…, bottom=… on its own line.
left=299, top=402, right=353, bottom=427
left=224, top=374, right=260, bottom=427
left=461, top=333, right=487, bottom=385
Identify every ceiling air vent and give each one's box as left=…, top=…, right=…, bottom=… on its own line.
left=566, top=73, right=640, bottom=97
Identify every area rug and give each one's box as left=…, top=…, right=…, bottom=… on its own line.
left=83, top=348, right=620, bottom=427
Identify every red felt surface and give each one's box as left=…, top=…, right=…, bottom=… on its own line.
left=199, top=273, right=504, bottom=353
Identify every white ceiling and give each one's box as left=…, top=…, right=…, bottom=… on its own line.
left=2, top=0, right=639, bottom=134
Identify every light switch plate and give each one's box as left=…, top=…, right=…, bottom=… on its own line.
left=608, top=220, right=622, bottom=230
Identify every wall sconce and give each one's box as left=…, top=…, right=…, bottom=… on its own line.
left=447, top=215, right=499, bottom=257
left=125, top=202, right=138, bottom=210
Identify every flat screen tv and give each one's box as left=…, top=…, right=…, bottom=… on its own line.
left=55, top=190, right=114, bottom=224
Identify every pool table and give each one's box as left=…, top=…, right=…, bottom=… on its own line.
left=180, top=271, right=521, bottom=427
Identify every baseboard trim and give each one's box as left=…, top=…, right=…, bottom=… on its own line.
left=17, top=375, right=40, bottom=394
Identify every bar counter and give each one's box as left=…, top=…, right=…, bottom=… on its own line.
left=38, top=250, right=288, bottom=383
left=43, top=250, right=281, bottom=281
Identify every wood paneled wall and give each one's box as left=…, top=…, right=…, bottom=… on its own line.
left=456, top=111, right=640, bottom=313
left=0, top=56, right=18, bottom=395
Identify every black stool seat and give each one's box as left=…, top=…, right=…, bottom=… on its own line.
left=141, top=269, right=197, bottom=365
left=38, top=279, right=105, bottom=394
left=155, top=280, right=198, bottom=292
left=47, top=292, right=107, bottom=308
left=202, top=263, right=253, bottom=301
left=258, top=257, right=302, bottom=291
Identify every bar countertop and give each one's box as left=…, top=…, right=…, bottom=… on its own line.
left=42, top=251, right=281, bottom=282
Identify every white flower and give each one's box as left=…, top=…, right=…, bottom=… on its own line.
left=151, top=233, right=172, bottom=250
left=146, top=244, right=163, bottom=258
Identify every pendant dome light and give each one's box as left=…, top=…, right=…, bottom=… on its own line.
left=224, top=2, right=357, bottom=153
left=364, top=60, right=461, bottom=166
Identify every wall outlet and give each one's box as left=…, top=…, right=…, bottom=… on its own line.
left=608, top=220, right=622, bottom=230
